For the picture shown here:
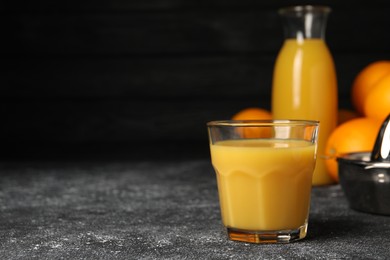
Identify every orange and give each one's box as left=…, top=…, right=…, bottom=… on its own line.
left=232, top=107, right=272, bottom=121
left=337, top=109, right=359, bottom=125
left=324, top=117, right=382, bottom=182
left=232, top=107, right=272, bottom=138
left=364, top=73, right=390, bottom=122
left=351, top=60, right=390, bottom=115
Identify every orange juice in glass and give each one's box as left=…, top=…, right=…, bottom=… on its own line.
left=272, top=6, right=338, bottom=185
left=207, top=120, right=319, bottom=243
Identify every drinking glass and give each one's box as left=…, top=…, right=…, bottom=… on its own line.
left=207, top=120, right=319, bottom=243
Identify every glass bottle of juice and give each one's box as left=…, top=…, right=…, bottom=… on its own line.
left=272, top=6, right=338, bottom=185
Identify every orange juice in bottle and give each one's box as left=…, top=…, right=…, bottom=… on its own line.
left=272, top=6, right=338, bottom=185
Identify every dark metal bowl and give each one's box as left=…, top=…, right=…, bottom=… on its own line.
left=338, top=152, right=390, bottom=216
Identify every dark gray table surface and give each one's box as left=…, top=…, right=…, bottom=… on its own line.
left=1, top=159, right=390, bottom=259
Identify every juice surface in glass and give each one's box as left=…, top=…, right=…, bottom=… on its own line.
left=272, top=39, right=337, bottom=185
left=210, top=139, right=316, bottom=231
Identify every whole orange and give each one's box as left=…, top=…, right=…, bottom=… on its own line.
left=364, top=73, right=390, bottom=122
left=232, top=107, right=272, bottom=138
left=351, top=60, right=390, bottom=115
left=325, top=117, right=382, bottom=182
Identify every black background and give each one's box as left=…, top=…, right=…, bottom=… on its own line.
left=2, top=0, right=390, bottom=160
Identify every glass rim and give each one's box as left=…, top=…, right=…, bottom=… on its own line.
left=278, top=5, right=331, bottom=15
left=207, top=119, right=319, bottom=127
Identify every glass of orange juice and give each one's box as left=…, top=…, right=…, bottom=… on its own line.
left=207, top=120, right=319, bottom=243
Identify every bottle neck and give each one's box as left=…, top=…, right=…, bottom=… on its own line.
left=279, top=5, right=330, bottom=41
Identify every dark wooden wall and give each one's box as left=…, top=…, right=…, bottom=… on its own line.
left=2, top=0, right=390, bottom=159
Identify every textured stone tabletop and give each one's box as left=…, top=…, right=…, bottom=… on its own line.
left=1, top=159, right=390, bottom=259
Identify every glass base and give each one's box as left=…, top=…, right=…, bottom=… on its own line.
left=226, top=223, right=307, bottom=244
